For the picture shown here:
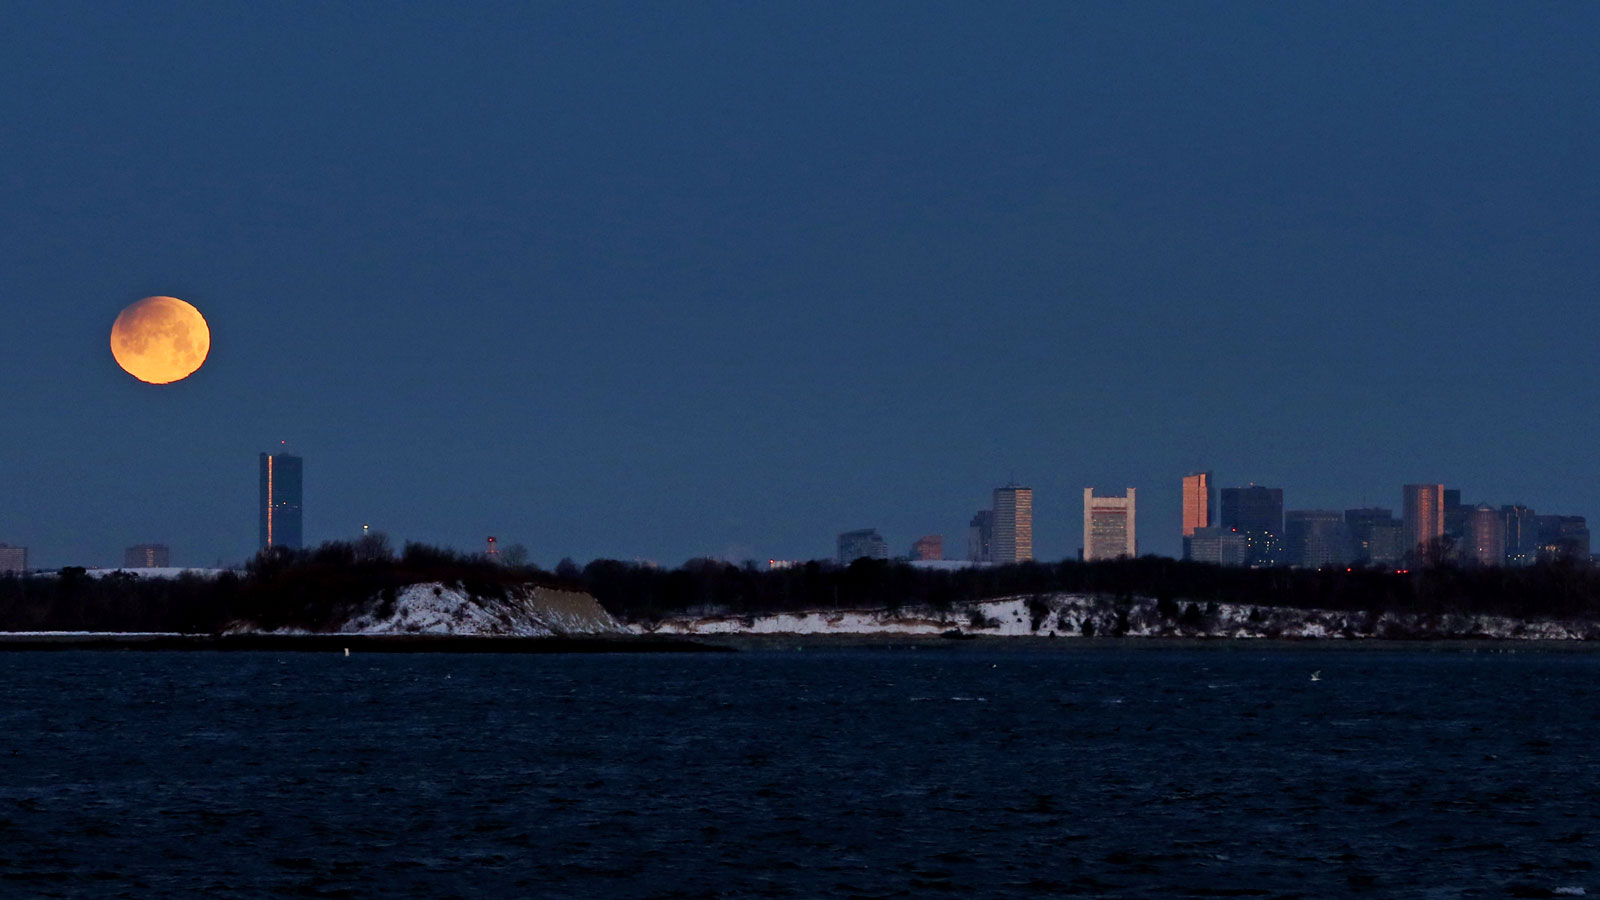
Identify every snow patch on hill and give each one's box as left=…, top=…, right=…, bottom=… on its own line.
left=83, top=568, right=230, bottom=580
left=236, top=583, right=624, bottom=636
left=633, top=593, right=1600, bottom=640
left=340, top=583, right=623, bottom=636
left=638, top=597, right=1040, bottom=636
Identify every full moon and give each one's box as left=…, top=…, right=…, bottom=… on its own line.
left=110, top=296, right=211, bottom=385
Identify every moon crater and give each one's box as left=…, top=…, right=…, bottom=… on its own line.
left=110, top=296, right=211, bottom=384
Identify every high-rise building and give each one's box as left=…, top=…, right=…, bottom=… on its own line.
left=259, top=452, right=304, bottom=551
left=123, top=544, right=171, bottom=568
left=1186, top=527, right=1249, bottom=567
left=910, top=535, right=942, bottom=561
left=1180, top=472, right=1213, bottom=560
left=1501, top=505, right=1539, bottom=567
left=992, top=484, right=1033, bottom=564
left=1219, top=486, right=1283, bottom=567
left=1346, top=507, right=1403, bottom=566
left=1283, top=510, right=1351, bottom=569
left=1462, top=505, right=1505, bottom=568
left=1402, top=484, right=1445, bottom=562
left=1367, top=524, right=1405, bottom=567
left=837, top=529, right=888, bottom=565
left=967, top=510, right=994, bottom=563
left=0, top=544, right=26, bottom=574
left=1443, top=489, right=1467, bottom=550
left=1083, top=488, right=1137, bottom=561
left=1535, top=515, right=1590, bottom=563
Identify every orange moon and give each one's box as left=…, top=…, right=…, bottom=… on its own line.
left=110, top=296, right=211, bottom=384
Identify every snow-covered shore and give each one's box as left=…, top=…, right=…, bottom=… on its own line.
left=632, top=594, right=1600, bottom=641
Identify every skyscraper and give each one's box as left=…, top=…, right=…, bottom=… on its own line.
left=1083, top=488, right=1137, bottom=561
left=967, top=510, right=994, bottom=563
left=259, top=452, right=304, bottom=551
left=0, top=544, right=26, bottom=574
left=1180, top=472, right=1213, bottom=560
left=910, top=535, right=942, bottom=561
left=1463, top=505, right=1505, bottom=568
left=1501, top=504, right=1538, bottom=566
left=1535, top=515, right=1590, bottom=562
left=1283, top=510, right=1350, bottom=568
left=1346, top=507, right=1403, bottom=566
left=1443, top=488, right=1467, bottom=549
left=1402, top=484, right=1445, bottom=562
left=1219, top=485, right=1283, bottom=567
left=991, top=484, right=1033, bottom=564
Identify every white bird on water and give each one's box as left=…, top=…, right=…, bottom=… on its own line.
left=1310, top=670, right=1322, bottom=682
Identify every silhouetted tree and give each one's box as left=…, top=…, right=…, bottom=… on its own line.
left=354, top=531, right=394, bottom=563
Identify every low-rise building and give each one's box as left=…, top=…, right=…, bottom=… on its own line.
left=124, top=544, right=171, bottom=568
left=837, top=529, right=888, bottom=565
left=1186, top=527, right=1249, bottom=567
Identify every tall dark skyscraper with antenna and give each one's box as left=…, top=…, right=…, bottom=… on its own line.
left=259, top=451, right=303, bottom=551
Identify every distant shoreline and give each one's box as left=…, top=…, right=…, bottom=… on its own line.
left=2, top=631, right=1597, bottom=654
left=0, top=633, right=732, bottom=653
left=682, top=633, right=1600, bottom=653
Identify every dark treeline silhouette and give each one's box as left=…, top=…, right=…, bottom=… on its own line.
left=2, top=541, right=1598, bottom=633
left=0, top=567, right=222, bottom=633
left=0, top=536, right=555, bottom=634
left=578, top=555, right=1600, bottom=623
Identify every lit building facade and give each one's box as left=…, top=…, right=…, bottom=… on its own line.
left=1462, top=505, right=1505, bottom=568
left=1219, top=485, right=1283, bottom=567
left=910, top=535, right=942, bottom=561
left=259, top=452, right=304, bottom=551
left=1083, top=488, right=1137, bottom=561
left=1181, top=471, right=1213, bottom=560
left=992, top=485, right=1033, bottom=564
left=1402, top=484, right=1445, bottom=562
left=0, top=544, right=26, bottom=574
left=123, top=544, right=171, bottom=568
left=837, top=529, right=888, bottom=565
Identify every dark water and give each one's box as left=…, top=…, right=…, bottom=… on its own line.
left=1, top=646, right=1596, bottom=899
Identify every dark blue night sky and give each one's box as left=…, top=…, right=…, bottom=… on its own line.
left=3, top=2, right=1597, bottom=568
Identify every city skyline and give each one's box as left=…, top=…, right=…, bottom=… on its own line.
left=4, top=458, right=1597, bottom=570
left=4, top=7, right=1598, bottom=896
left=3, top=4, right=1599, bottom=568
left=843, top=473, right=1590, bottom=571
